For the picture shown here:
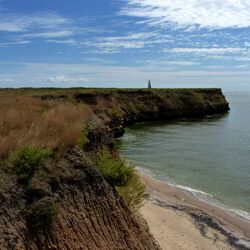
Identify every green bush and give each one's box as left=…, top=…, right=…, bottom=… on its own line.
left=13, top=146, right=52, bottom=185
left=96, top=151, right=133, bottom=187
left=26, top=199, right=57, bottom=230
left=116, top=173, right=147, bottom=210
left=96, top=151, right=146, bottom=209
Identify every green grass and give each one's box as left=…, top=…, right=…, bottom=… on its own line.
left=12, top=146, right=52, bottom=185
left=116, top=172, right=148, bottom=210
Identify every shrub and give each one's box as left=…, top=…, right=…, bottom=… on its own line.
left=79, top=127, right=89, bottom=148
left=96, top=151, right=146, bottom=209
left=13, top=146, right=52, bottom=185
left=96, top=151, right=134, bottom=187
left=25, top=198, right=57, bottom=230
left=116, top=173, right=147, bottom=210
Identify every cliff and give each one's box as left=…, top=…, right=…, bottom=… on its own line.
left=72, top=88, right=229, bottom=132
left=0, top=88, right=229, bottom=250
left=0, top=148, right=159, bottom=250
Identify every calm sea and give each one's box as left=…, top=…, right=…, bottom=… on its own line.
left=119, top=91, right=250, bottom=219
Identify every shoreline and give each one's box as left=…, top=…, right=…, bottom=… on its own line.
left=138, top=171, right=250, bottom=249
left=138, top=167, right=250, bottom=222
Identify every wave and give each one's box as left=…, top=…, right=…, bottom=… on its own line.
left=136, top=166, right=250, bottom=222
left=229, top=208, right=250, bottom=221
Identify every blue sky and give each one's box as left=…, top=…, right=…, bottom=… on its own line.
left=0, top=0, right=250, bottom=90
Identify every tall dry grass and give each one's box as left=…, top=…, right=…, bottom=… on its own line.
left=0, top=96, right=95, bottom=159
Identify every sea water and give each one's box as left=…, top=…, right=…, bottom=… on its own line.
left=118, top=91, right=250, bottom=220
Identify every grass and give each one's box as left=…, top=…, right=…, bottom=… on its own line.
left=0, top=96, right=94, bottom=159
left=13, top=146, right=52, bottom=185
left=116, top=173, right=148, bottom=210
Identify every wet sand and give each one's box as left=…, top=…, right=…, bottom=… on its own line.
left=139, top=172, right=250, bottom=250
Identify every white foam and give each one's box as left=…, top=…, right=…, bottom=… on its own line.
left=229, top=208, right=250, bottom=221
left=174, top=185, right=250, bottom=221
left=238, top=239, right=250, bottom=248
left=174, top=184, right=212, bottom=196
left=135, top=166, right=250, bottom=222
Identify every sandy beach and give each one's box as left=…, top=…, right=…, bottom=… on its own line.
left=139, top=173, right=250, bottom=250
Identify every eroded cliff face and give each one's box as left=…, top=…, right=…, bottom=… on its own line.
left=0, top=88, right=229, bottom=250
left=73, top=88, right=229, bottom=128
left=0, top=149, right=160, bottom=250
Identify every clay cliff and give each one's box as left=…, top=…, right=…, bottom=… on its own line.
left=0, top=148, right=160, bottom=250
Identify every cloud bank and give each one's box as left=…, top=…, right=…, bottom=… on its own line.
left=122, top=0, right=250, bottom=29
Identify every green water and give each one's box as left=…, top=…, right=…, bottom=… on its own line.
left=119, top=92, right=250, bottom=219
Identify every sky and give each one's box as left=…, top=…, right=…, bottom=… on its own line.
left=0, top=0, right=250, bottom=90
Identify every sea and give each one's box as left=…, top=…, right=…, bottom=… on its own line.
left=118, top=91, right=250, bottom=220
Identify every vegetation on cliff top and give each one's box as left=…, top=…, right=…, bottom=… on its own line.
left=0, top=96, right=93, bottom=159
left=0, top=87, right=222, bottom=97
left=0, top=87, right=228, bottom=159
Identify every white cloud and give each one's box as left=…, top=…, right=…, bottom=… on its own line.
left=0, top=78, right=13, bottom=83
left=100, top=40, right=145, bottom=50
left=46, top=39, right=77, bottom=45
left=46, top=75, right=87, bottom=84
left=233, top=65, right=248, bottom=69
left=168, top=47, right=246, bottom=55
left=121, top=0, right=250, bottom=29
left=45, top=33, right=158, bottom=50
left=235, top=56, right=250, bottom=61
left=81, top=32, right=169, bottom=53
left=103, top=32, right=156, bottom=41
left=0, top=22, right=25, bottom=32
left=168, top=61, right=199, bottom=66
left=0, top=13, right=69, bottom=32
left=0, top=40, right=31, bottom=47
left=22, top=30, right=73, bottom=38
left=136, top=59, right=199, bottom=67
